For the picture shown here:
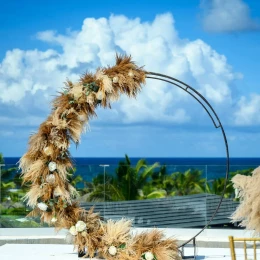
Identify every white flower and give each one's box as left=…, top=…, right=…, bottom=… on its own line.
left=51, top=217, right=57, bottom=223
left=113, top=76, right=119, bottom=83
left=69, top=83, right=84, bottom=100
left=69, top=226, right=78, bottom=236
left=37, top=202, right=48, bottom=211
left=48, top=161, right=57, bottom=172
left=46, top=174, right=55, bottom=184
left=95, top=70, right=113, bottom=93
left=43, top=146, right=53, bottom=156
left=144, top=252, right=154, bottom=260
left=75, top=220, right=86, bottom=232
left=78, top=114, right=87, bottom=122
left=53, top=186, right=62, bottom=197
left=108, top=245, right=117, bottom=256
left=128, top=70, right=134, bottom=77
left=96, top=91, right=103, bottom=100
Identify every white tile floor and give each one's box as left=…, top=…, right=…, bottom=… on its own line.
left=0, top=244, right=260, bottom=260
left=1, top=228, right=259, bottom=259
left=0, top=227, right=255, bottom=242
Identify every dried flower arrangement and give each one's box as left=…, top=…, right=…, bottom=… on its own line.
left=231, top=166, right=260, bottom=234
left=20, top=54, right=179, bottom=259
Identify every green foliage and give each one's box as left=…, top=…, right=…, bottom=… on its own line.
left=0, top=152, right=4, bottom=164
left=114, top=155, right=160, bottom=200
left=0, top=153, right=23, bottom=202
left=83, top=155, right=160, bottom=201
left=162, top=169, right=205, bottom=196
left=1, top=181, right=15, bottom=201
left=0, top=206, right=27, bottom=216
left=203, top=178, right=234, bottom=198
left=82, top=155, right=258, bottom=202
left=230, top=168, right=254, bottom=178
left=0, top=215, right=47, bottom=228
left=146, top=189, right=167, bottom=199
left=0, top=151, right=256, bottom=207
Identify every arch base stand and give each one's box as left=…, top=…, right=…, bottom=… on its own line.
left=180, top=237, right=196, bottom=259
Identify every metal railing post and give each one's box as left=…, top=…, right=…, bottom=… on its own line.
left=0, top=164, right=5, bottom=221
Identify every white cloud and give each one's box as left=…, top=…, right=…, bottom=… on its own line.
left=200, top=0, right=260, bottom=32
left=234, top=94, right=260, bottom=125
left=0, top=13, right=242, bottom=128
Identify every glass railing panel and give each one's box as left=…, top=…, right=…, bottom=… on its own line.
left=1, top=161, right=259, bottom=229
left=0, top=163, right=29, bottom=227
left=98, top=164, right=208, bottom=229
left=205, top=164, right=259, bottom=229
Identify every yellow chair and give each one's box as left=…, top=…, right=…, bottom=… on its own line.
left=229, top=236, right=260, bottom=260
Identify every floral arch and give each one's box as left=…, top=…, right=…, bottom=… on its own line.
left=20, top=54, right=232, bottom=260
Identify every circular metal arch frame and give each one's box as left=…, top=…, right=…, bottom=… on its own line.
left=146, top=72, right=230, bottom=248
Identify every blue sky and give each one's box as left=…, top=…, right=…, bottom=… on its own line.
left=0, top=0, right=260, bottom=158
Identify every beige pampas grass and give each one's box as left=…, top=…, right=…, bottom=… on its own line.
left=95, top=70, right=113, bottom=93
left=19, top=54, right=179, bottom=259
left=50, top=109, right=69, bottom=130
left=98, top=219, right=134, bottom=260
left=22, top=184, right=42, bottom=207
left=102, top=219, right=132, bottom=246
left=53, top=186, right=71, bottom=203
left=86, top=93, right=96, bottom=105
left=19, top=154, right=34, bottom=173
left=231, top=166, right=260, bottom=234
left=67, top=118, right=85, bottom=143
left=56, top=163, right=72, bottom=182
left=41, top=211, right=53, bottom=224
left=68, top=184, right=79, bottom=198
left=49, top=127, right=69, bottom=150
left=69, top=83, right=85, bottom=100
left=21, top=159, right=46, bottom=184
left=132, top=229, right=179, bottom=260
left=73, top=208, right=103, bottom=258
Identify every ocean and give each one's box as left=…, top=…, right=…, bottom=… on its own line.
left=2, top=157, right=260, bottom=182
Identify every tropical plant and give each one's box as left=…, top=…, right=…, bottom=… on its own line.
left=0, top=153, right=4, bottom=164
left=150, top=165, right=167, bottom=189
left=196, top=178, right=234, bottom=198
left=114, top=155, right=160, bottom=200
left=0, top=153, right=19, bottom=202
left=83, top=155, right=160, bottom=201
left=82, top=173, right=124, bottom=202
left=230, top=168, right=254, bottom=178
left=194, top=168, right=255, bottom=199
left=1, top=180, right=16, bottom=202
left=161, top=169, right=205, bottom=196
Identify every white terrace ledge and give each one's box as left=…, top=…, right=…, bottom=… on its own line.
left=0, top=227, right=255, bottom=247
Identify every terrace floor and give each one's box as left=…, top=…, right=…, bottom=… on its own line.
left=0, top=228, right=259, bottom=259
left=1, top=244, right=260, bottom=259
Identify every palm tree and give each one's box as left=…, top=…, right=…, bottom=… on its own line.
left=150, top=165, right=167, bottom=189
left=84, top=155, right=160, bottom=201
left=115, top=155, right=160, bottom=200
left=202, top=178, right=234, bottom=198
left=198, top=168, right=254, bottom=199
left=82, top=174, right=124, bottom=202
left=162, top=169, right=206, bottom=196
left=138, top=183, right=167, bottom=199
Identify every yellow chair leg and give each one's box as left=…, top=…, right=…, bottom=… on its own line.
left=229, top=236, right=236, bottom=260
